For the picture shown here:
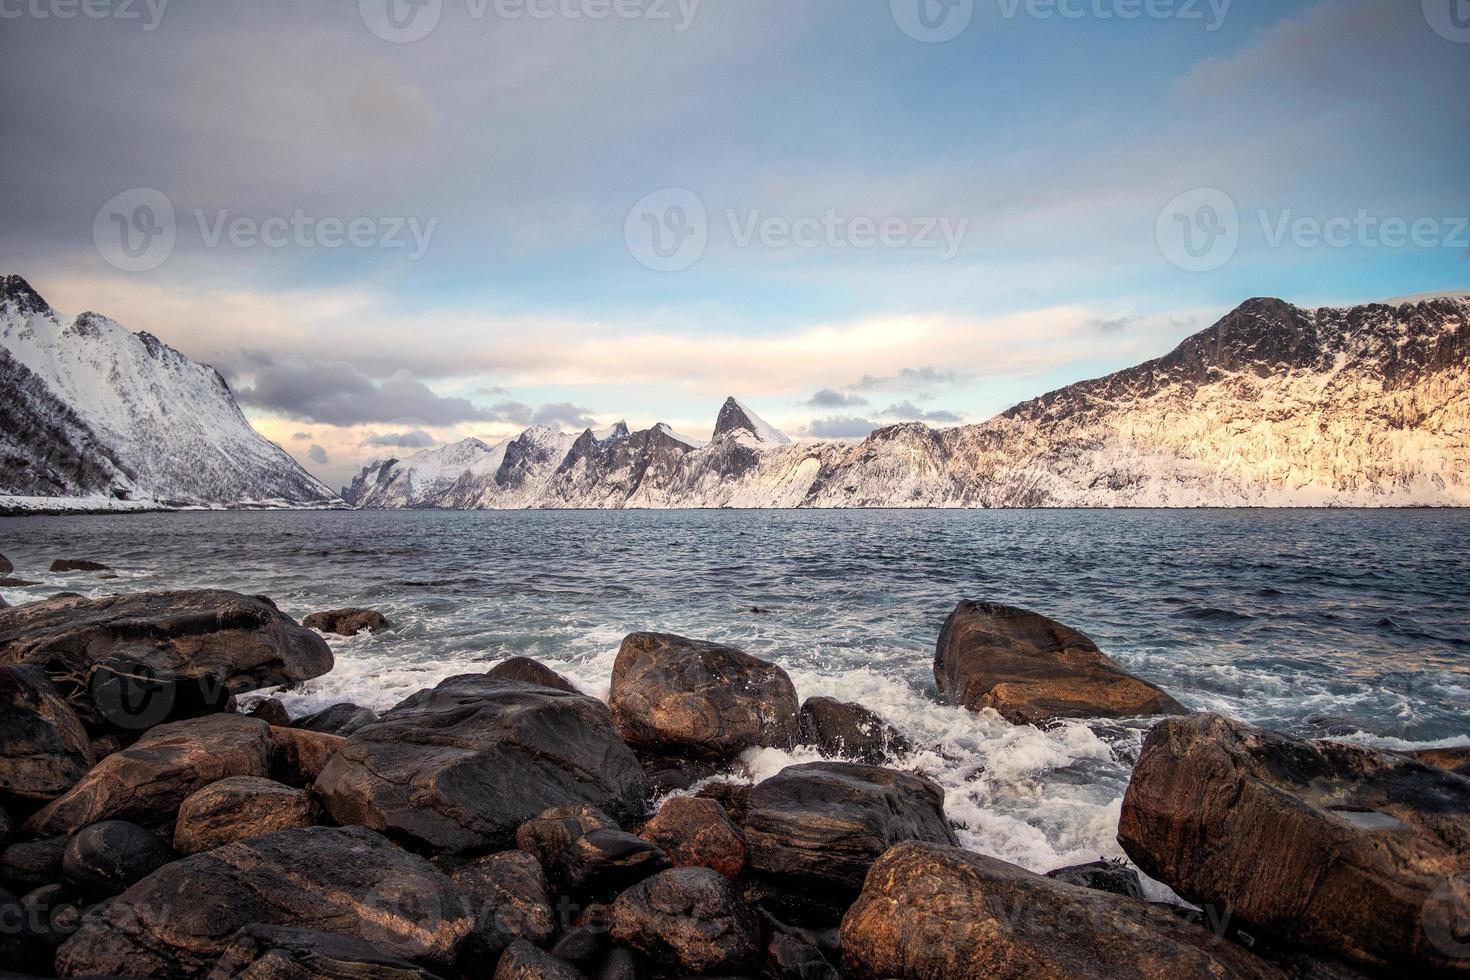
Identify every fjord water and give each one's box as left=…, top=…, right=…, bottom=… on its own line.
left=3, top=509, right=1466, bottom=881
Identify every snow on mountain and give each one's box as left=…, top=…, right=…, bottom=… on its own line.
left=0, top=275, right=339, bottom=509
left=344, top=296, right=1469, bottom=509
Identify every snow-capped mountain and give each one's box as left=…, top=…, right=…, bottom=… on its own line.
left=344, top=297, right=1470, bottom=509
left=0, top=275, right=339, bottom=509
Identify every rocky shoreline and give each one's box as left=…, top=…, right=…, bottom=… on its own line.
left=1, top=566, right=1466, bottom=978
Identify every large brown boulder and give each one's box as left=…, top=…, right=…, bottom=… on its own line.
left=0, top=591, right=332, bottom=734
left=608, top=867, right=761, bottom=975
left=302, top=608, right=394, bottom=636
left=61, top=820, right=175, bottom=897
left=23, top=713, right=273, bottom=837
left=55, top=826, right=472, bottom=977
left=798, top=696, right=911, bottom=764
left=487, top=656, right=579, bottom=693
left=494, top=939, right=588, bottom=980
left=317, top=675, right=647, bottom=854
left=211, top=924, right=446, bottom=980
left=609, top=632, right=799, bottom=760
left=449, top=851, right=557, bottom=961
left=744, top=762, right=958, bottom=895
left=290, top=701, right=381, bottom=736
left=268, top=725, right=345, bottom=787
left=1118, top=712, right=1470, bottom=975
left=173, top=775, right=320, bottom=854
left=639, top=796, right=746, bottom=879
left=841, top=842, right=1284, bottom=979
left=0, top=664, right=95, bottom=802
left=935, top=601, right=1185, bottom=724
left=515, top=804, right=619, bottom=870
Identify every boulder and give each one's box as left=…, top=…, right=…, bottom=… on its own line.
left=173, top=776, right=319, bottom=854
left=317, top=675, right=646, bottom=854
left=211, top=924, right=446, bottom=980
left=797, top=697, right=910, bottom=764
left=55, top=826, right=472, bottom=977
left=1118, top=712, right=1470, bottom=975
left=0, top=663, right=95, bottom=802
left=1, top=835, right=66, bottom=888
left=488, top=656, right=579, bottom=694
left=842, top=843, right=1285, bottom=979
left=609, top=867, right=760, bottom=976
left=639, top=796, right=746, bottom=879
left=50, top=559, right=110, bottom=573
left=268, top=725, right=345, bottom=787
left=62, top=820, right=175, bottom=897
left=558, top=829, right=671, bottom=900
left=609, top=632, right=799, bottom=760
left=743, top=762, right=958, bottom=895
left=23, top=713, right=273, bottom=837
left=0, top=591, right=332, bottom=734
left=516, top=804, right=619, bottom=870
left=303, top=608, right=394, bottom=636
left=244, top=697, right=291, bottom=726
left=934, top=601, right=1185, bottom=724
left=291, top=701, right=381, bottom=736
left=0, top=577, right=38, bottom=587
left=1044, top=860, right=1144, bottom=900
left=639, top=755, right=719, bottom=796
left=695, top=781, right=751, bottom=824
left=16, top=882, right=83, bottom=957
left=449, top=851, right=556, bottom=961
left=496, top=939, right=589, bottom=980
left=0, top=554, right=10, bottom=574
left=768, top=930, right=841, bottom=980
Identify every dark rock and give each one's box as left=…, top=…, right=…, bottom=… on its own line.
left=449, top=851, right=556, bottom=961
left=558, top=829, right=671, bottom=900
left=1, top=835, right=66, bottom=888
left=0, top=554, right=10, bottom=574
left=0, top=596, right=6, bottom=609
left=695, top=782, right=751, bottom=824
left=0, top=663, right=95, bottom=803
left=609, top=633, right=800, bottom=761
left=1118, top=712, right=1470, bottom=976
left=244, top=697, right=291, bottom=726
left=797, top=697, right=910, bottom=764
left=317, top=675, right=647, bottom=854
left=743, top=762, right=957, bottom=895
left=608, top=868, right=760, bottom=976
left=173, top=776, right=319, bottom=854
left=50, top=559, right=110, bottom=573
left=516, top=804, right=619, bottom=871
left=843, top=843, right=1285, bottom=979
left=268, top=725, right=346, bottom=788
left=639, top=796, right=745, bottom=879
left=0, top=804, right=10, bottom=843
left=0, top=882, right=55, bottom=972
left=639, top=755, right=719, bottom=797
left=488, top=657, right=579, bottom=693
left=55, top=826, right=472, bottom=977
left=0, top=577, right=39, bottom=587
left=290, top=701, right=381, bottom=736
left=552, top=922, right=611, bottom=968
left=62, top=820, right=174, bottom=897
left=303, top=608, right=394, bottom=636
left=593, top=946, right=642, bottom=980
left=1397, top=745, right=1470, bottom=771
left=768, top=930, right=841, bottom=980
left=934, top=601, right=1186, bottom=724
left=18, top=882, right=84, bottom=953
left=495, top=939, right=589, bottom=980
left=1044, top=859, right=1144, bottom=900
left=0, top=591, right=332, bottom=735
left=212, top=924, right=446, bottom=980
left=23, top=713, right=273, bottom=837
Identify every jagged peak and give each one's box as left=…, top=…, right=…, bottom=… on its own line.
left=713, top=396, right=791, bottom=445
left=2, top=274, right=55, bottom=317
left=652, top=422, right=707, bottom=449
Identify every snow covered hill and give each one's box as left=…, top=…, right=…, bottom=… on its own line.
left=0, top=275, right=339, bottom=510
left=344, top=296, right=1470, bottom=509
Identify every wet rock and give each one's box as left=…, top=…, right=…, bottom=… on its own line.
left=50, top=559, right=110, bottom=573
left=1118, top=712, right=1470, bottom=976
left=317, top=675, right=646, bottom=854
left=212, top=924, right=446, bottom=980
left=0, top=663, right=95, bottom=803
left=0, top=577, right=39, bottom=587
left=768, top=930, right=841, bottom=980
left=268, top=725, right=345, bottom=788
left=244, top=697, right=290, bottom=726
left=934, top=601, right=1186, bottom=724
left=744, top=762, right=958, bottom=895
left=173, top=776, right=319, bottom=854
left=0, top=591, right=333, bottom=734
left=449, top=850, right=556, bottom=961
left=1398, top=745, right=1470, bottom=771
left=290, top=701, right=381, bottom=736
left=55, top=825, right=472, bottom=977
left=488, top=656, right=579, bottom=693
left=303, top=607, right=394, bottom=636
left=695, top=781, right=751, bottom=824
left=0, top=554, right=10, bottom=574
left=559, top=829, right=671, bottom=900
left=62, top=819, right=174, bottom=897
left=593, top=946, right=642, bottom=980
left=496, top=939, right=589, bottom=980
left=841, top=842, right=1284, bottom=980
left=797, top=697, right=911, bottom=764
left=639, top=796, right=745, bottom=879
left=552, top=921, right=611, bottom=968
left=0, top=596, right=6, bottom=609
left=1044, top=859, right=1144, bottom=900
left=639, top=755, right=718, bottom=797
left=609, top=867, right=760, bottom=976
left=1, top=835, right=66, bottom=888
left=23, top=713, right=273, bottom=837
left=609, top=632, right=800, bottom=761
left=516, top=804, right=619, bottom=871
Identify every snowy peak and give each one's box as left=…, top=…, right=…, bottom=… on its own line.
left=1, top=275, right=54, bottom=318
left=712, top=397, right=791, bottom=445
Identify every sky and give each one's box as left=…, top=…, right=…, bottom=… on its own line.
left=1, top=0, right=1466, bottom=489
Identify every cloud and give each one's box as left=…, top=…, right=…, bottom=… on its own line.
left=803, top=388, right=868, bottom=409
left=307, top=444, right=329, bottom=464
left=881, top=402, right=964, bottom=424
left=852, top=367, right=964, bottom=391
left=363, top=430, right=438, bottom=450
left=291, top=432, right=311, bottom=441
left=1088, top=315, right=1142, bottom=335
left=804, top=416, right=878, bottom=440
left=237, top=359, right=502, bottom=427
left=489, top=400, right=534, bottom=426
left=531, top=402, right=598, bottom=430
